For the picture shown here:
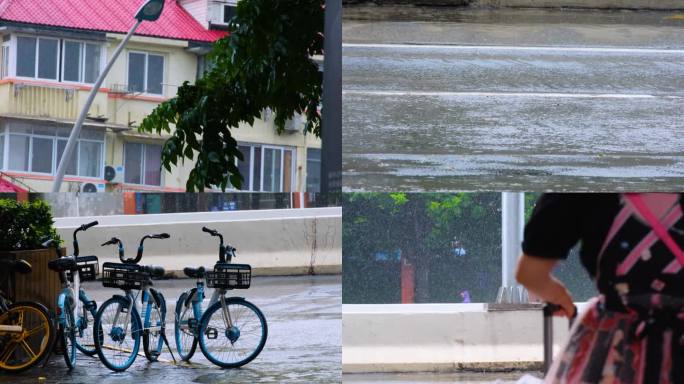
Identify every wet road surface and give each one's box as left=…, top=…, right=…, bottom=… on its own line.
left=343, top=9, right=684, bottom=191
left=343, top=371, right=542, bottom=383
left=0, top=275, right=341, bottom=384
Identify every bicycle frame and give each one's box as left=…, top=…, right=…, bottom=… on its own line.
left=113, top=285, right=162, bottom=340
left=0, top=280, right=21, bottom=334
left=57, top=272, right=96, bottom=337
left=183, top=282, right=235, bottom=335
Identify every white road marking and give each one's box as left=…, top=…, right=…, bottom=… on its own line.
left=343, top=43, right=684, bottom=54
left=343, top=90, right=683, bottom=99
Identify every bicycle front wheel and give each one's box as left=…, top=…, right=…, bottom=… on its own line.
left=174, top=291, right=197, bottom=361
left=198, top=298, right=267, bottom=368
left=143, top=289, right=166, bottom=362
left=0, top=302, right=54, bottom=372
left=60, top=299, right=77, bottom=369
left=94, top=296, right=141, bottom=372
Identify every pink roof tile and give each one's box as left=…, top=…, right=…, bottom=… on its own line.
left=0, top=0, right=227, bottom=42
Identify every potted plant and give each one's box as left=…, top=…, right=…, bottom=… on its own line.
left=0, top=198, right=62, bottom=312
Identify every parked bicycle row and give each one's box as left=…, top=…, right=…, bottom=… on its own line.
left=0, top=222, right=268, bottom=373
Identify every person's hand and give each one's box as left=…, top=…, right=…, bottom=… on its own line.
left=547, top=278, right=575, bottom=319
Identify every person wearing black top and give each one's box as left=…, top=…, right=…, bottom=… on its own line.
left=517, top=193, right=683, bottom=383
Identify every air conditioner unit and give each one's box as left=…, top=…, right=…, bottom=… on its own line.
left=104, top=165, right=124, bottom=184
left=284, top=114, right=303, bottom=133
left=80, top=182, right=106, bottom=193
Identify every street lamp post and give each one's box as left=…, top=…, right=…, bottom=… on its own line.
left=52, top=0, right=165, bottom=192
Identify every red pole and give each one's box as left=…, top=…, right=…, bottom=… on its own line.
left=123, top=192, right=137, bottom=215
left=401, top=258, right=415, bottom=303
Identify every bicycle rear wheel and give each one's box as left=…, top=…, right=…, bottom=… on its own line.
left=60, top=299, right=77, bottom=369
left=198, top=298, right=267, bottom=368
left=0, top=302, right=54, bottom=372
left=94, top=296, right=141, bottom=372
left=75, top=296, right=99, bottom=356
left=143, top=289, right=166, bottom=362
left=174, top=291, right=198, bottom=361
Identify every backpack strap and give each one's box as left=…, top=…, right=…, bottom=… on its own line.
left=622, top=193, right=684, bottom=274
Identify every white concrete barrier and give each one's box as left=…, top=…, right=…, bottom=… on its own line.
left=343, top=302, right=589, bottom=373
left=54, top=208, right=341, bottom=276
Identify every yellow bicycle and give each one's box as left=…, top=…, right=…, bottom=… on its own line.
left=0, top=259, right=55, bottom=372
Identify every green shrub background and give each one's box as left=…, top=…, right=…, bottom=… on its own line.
left=0, top=199, right=61, bottom=251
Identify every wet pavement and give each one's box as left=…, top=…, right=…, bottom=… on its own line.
left=343, top=371, right=542, bottom=383
left=0, top=275, right=341, bottom=384
left=343, top=8, right=684, bottom=191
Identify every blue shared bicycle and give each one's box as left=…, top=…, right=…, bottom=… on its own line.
left=93, top=233, right=174, bottom=371
left=174, top=227, right=267, bottom=368
left=43, top=221, right=101, bottom=369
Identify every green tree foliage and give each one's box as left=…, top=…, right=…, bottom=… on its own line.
left=0, top=199, right=61, bottom=251
left=139, top=0, right=324, bottom=191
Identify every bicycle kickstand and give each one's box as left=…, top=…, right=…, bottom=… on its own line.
left=161, top=332, right=177, bottom=363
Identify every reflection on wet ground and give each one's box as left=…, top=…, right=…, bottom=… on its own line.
left=0, top=275, right=341, bottom=384
left=342, top=9, right=684, bottom=191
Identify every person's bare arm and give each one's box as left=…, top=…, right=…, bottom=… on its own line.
left=515, top=253, right=575, bottom=318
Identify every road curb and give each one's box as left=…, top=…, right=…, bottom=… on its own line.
left=162, top=265, right=343, bottom=279
left=343, top=0, right=684, bottom=11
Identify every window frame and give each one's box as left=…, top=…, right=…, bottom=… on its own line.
left=12, top=34, right=105, bottom=84
left=123, top=141, right=164, bottom=187
left=14, top=35, right=60, bottom=81
left=127, top=50, right=166, bottom=96
left=231, top=143, right=296, bottom=192
left=1, top=42, right=9, bottom=79
left=0, top=123, right=104, bottom=179
left=306, top=147, right=322, bottom=193
left=218, top=1, right=238, bottom=25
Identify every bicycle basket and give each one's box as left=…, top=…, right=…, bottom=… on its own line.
left=65, top=256, right=99, bottom=282
left=206, top=263, right=251, bottom=289
left=101, top=262, right=147, bottom=290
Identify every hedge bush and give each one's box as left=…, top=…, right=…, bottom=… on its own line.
left=0, top=199, right=61, bottom=251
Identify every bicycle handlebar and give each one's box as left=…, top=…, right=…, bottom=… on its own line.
left=133, top=233, right=171, bottom=264
left=73, top=220, right=98, bottom=256
left=101, top=237, right=125, bottom=261
left=202, top=227, right=233, bottom=262
left=80, top=221, right=98, bottom=231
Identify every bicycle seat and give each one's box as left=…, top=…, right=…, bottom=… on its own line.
left=0, top=259, right=32, bottom=274
left=47, top=257, right=78, bottom=272
left=183, top=266, right=206, bottom=278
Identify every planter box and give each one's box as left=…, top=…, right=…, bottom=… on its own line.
left=0, top=248, right=62, bottom=313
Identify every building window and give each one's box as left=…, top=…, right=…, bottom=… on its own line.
left=262, top=147, right=282, bottom=192
left=306, top=148, right=321, bottom=193
left=15, top=35, right=102, bottom=83
left=16, top=36, right=37, bottom=78
left=128, top=52, right=164, bottom=95
left=62, top=41, right=102, bottom=84
left=1, top=44, right=9, bottom=79
left=230, top=144, right=295, bottom=192
left=1, top=122, right=104, bottom=178
left=223, top=4, right=237, bottom=24
left=16, top=36, right=59, bottom=80
left=124, top=142, right=162, bottom=186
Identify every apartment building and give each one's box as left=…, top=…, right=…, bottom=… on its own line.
left=0, top=0, right=322, bottom=193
